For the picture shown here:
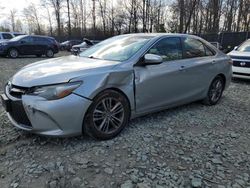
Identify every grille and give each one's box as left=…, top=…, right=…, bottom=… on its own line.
left=9, top=100, right=32, bottom=127
left=230, top=55, right=250, bottom=60
left=233, top=61, right=250, bottom=68
left=8, top=85, right=29, bottom=98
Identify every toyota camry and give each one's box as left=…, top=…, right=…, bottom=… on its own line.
left=1, top=34, right=232, bottom=140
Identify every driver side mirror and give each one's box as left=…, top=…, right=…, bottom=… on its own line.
left=234, top=46, right=238, bottom=50
left=144, top=54, right=163, bottom=65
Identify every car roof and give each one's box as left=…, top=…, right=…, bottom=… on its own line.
left=120, top=33, right=199, bottom=39
left=0, top=32, right=14, bottom=34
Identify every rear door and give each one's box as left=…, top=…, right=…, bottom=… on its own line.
left=33, top=37, right=47, bottom=54
left=180, top=37, right=217, bottom=95
left=18, top=36, right=34, bottom=55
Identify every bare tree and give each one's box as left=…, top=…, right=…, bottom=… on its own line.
left=23, top=3, right=42, bottom=34
left=9, top=9, right=17, bottom=31
left=48, top=0, right=63, bottom=38
left=66, top=0, right=72, bottom=37
left=41, top=0, right=53, bottom=36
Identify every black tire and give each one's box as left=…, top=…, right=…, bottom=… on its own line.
left=45, top=49, right=54, bottom=58
left=84, top=90, right=130, bottom=140
left=8, top=48, right=19, bottom=58
left=36, top=54, right=42, bottom=57
left=203, top=75, right=225, bottom=105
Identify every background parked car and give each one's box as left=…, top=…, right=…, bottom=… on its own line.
left=60, top=40, right=82, bottom=51
left=11, top=32, right=25, bottom=37
left=0, top=32, right=14, bottom=42
left=0, top=35, right=59, bottom=58
left=71, top=38, right=100, bottom=55
left=228, top=39, right=250, bottom=79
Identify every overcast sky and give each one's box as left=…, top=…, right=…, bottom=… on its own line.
left=0, top=0, right=39, bottom=12
left=0, top=0, right=40, bottom=20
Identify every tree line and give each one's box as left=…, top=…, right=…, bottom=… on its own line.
left=0, top=0, right=249, bottom=40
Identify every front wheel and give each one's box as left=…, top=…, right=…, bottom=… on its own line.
left=84, top=90, right=130, bottom=140
left=45, top=49, right=54, bottom=58
left=203, top=75, right=225, bottom=105
left=8, top=48, right=19, bottom=58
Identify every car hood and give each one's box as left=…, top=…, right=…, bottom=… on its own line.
left=72, top=44, right=83, bottom=48
left=11, top=55, right=120, bottom=87
left=227, top=50, right=250, bottom=58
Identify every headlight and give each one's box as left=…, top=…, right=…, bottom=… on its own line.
left=31, top=81, right=82, bottom=100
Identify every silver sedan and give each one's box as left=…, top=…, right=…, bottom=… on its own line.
left=1, top=33, right=232, bottom=140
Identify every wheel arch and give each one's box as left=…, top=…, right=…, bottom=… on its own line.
left=216, top=73, right=226, bottom=90
left=88, top=87, right=132, bottom=115
left=8, top=47, right=19, bottom=53
left=82, top=87, right=131, bottom=137
left=7, top=47, right=20, bottom=58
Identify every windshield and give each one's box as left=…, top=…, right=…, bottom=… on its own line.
left=237, top=40, right=250, bottom=52
left=79, top=35, right=153, bottom=61
left=9, top=35, right=27, bottom=42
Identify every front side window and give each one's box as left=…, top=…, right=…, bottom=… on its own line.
left=80, top=35, right=153, bottom=61
left=148, top=37, right=183, bottom=61
left=183, top=38, right=206, bottom=58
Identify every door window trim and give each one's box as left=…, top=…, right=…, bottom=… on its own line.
left=181, top=37, right=217, bottom=60
left=135, top=36, right=184, bottom=66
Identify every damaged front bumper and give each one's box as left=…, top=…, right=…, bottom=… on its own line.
left=1, top=84, right=92, bottom=137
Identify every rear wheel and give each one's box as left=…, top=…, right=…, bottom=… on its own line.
left=203, top=75, right=225, bottom=105
left=8, top=48, right=19, bottom=58
left=84, top=90, right=130, bottom=140
left=45, top=49, right=54, bottom=58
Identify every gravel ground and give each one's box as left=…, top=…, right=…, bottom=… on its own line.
left=0, top=53, right=250, bottom=188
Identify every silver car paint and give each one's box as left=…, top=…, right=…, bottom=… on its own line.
left=6, top=33, right=232, bottom=136
left=11, top=55, right=120, bottom=87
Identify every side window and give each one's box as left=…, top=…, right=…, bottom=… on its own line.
left=21, top=36, right=32, bottom=43
left=204, top=45, right=215, bottom=56
left=33, top=37, right=46, bottom=43
left=183, top=38, right=206, bottom=58
left=2, top=33, right=13, bottom=39
left=148, top=37, right=182, bottom=61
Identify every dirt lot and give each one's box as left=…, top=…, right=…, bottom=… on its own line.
left=0, top=52, right=250, bottom=188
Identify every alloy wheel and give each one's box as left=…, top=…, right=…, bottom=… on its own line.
left=46, top=49, right=54, bottom=58
left=209, top=78, right=223, bottom=103
left=9, top=49, right=18, bottom=58
left=92, top=97, right=124, bottom=134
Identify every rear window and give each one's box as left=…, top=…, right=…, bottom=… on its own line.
left=183, top=38, right=215, bottom=58
left=2, top=33, right=13, bottom=39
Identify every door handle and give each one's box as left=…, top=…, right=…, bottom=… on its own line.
left=179, top=66, right=186, bottom=71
